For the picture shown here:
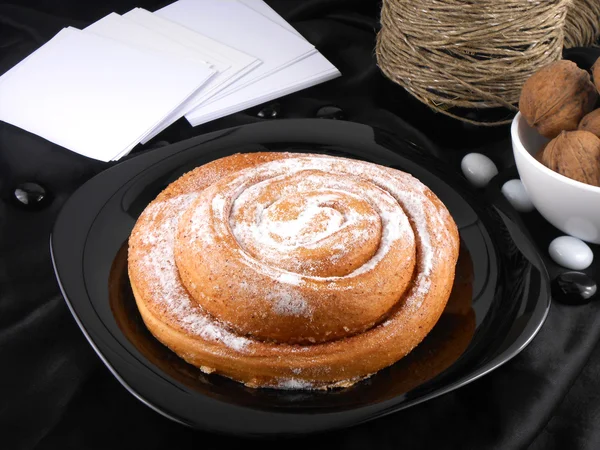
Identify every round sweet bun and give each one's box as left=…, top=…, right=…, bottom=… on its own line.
left=128, top=152, right=460, bottom=389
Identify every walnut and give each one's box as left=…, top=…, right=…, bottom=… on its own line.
left=579, top=109, right=600, bottom=138
left=593, top=57, right=600, bottom=93
left=519, top=60, right=598, bottom=139
left=534, top=144, right=546, bottom=164
left=538, top=130, right=600, bottom=187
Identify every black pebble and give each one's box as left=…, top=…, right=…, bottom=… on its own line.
left=315, top=105, right=345, bottom=120
left=552, top=271, right=597, bottom=305
left=12, top=182, right=49, bottom=209
left=256, top=103, right=281, bottom=119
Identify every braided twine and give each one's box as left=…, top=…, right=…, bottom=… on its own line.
left=376, top=0, right=573, bottom=126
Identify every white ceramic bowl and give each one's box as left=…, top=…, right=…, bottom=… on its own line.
left=512, top=112, right=600, bottom=244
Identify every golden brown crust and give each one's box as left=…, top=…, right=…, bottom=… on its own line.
left=128, top=152, right=460, bottom=389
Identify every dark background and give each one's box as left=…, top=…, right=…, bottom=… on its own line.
left=1, top=1, right=600, bottom=449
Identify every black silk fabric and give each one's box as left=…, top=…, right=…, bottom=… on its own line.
left=2, top=1, right=600, bottom=449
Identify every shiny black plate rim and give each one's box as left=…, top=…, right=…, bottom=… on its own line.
left=50, top=119, right=550, bottom=436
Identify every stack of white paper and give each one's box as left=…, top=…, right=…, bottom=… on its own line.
left=157, top=0, right=341, bottom=127
left=0, top=0, right=341, bottom=161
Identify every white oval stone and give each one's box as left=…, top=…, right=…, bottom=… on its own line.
left=549, top=236, right=594, bottom=270
left=501, top=179, right=535, bottom=213
left=461, top=153, right=499, bottom=188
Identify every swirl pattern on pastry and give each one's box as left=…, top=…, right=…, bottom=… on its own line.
left=128, top=152, right=459, bottom=389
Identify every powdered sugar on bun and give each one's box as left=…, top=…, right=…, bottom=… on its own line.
left=128, top=152, right=459, bottom=389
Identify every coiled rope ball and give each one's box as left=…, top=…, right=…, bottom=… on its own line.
left=564, top=0, right=600, bottom=49
left=376, top=0, right=573, bottom=126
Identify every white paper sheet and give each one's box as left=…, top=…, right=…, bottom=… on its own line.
left=121, top=7, right=262, bottom=143
left=84, top=13, right=219, bottom=143
left=184, top=0, right=341, bottom=127
left=155, top=0, right=316, bottom=103
left=0, top=28, right=215, bottom=161
left=123, top=7, right=260, bottom=104
left=238, top=0, right=302, bottom=37
left=186, top=56, right=340, bottom=126
left=85, top=13, right=215, bottom=68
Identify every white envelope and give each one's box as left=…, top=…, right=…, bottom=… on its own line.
left=238, top=0, right=302, bottom=37
left=185, top=0, right=341, bottom=127
left=0, top=28, right=215, bottom=161
left=84, top=13, right=218, bottom=143
left=123, top=7, right=260, bottom=105
left=186, top=54, right=340, bottom=126
left=156, top=0, right=316, bottom=102
left=85, top=13, right=215, bottom=68
left=121, top=8, right=262, bottom=143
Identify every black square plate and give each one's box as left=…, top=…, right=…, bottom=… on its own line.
left=51, top=119, right=549, bottom=436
